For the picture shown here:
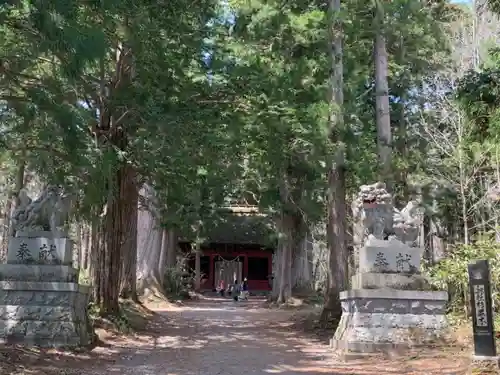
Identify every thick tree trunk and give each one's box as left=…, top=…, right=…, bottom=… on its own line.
left=277, top=211, right=294, bottom=304
left=91, top=151, right=134, bottom=314
left=81, top=223, right=90, bottom=271
left=119, top=166, right=139, bottom=300
left=91, top=30, right=135, bottom=315
left=90, top=217, right=105, bottom=305
left=136, top=184, right=166, bottom=296
left=164, top=228, right=178, bottom=269
left=101, top=166, right=127, bottom=315
left=321, top=0, right=348, bottom=325
left=75, top=222, right=82, bottom=269
left=374, top=4, right=392, bottom=191
left=271, top=245, right=282, bottom=300
left=0, top=199, right=11, bottom=261
left=194, top=246, right=201, bottom=291
left=154, top=228, right=178, bottom=288
left=5, top=156, right=26, bottom=242
left=291, top=221, right=313, bottom=293
left=322, top=165, right=348, bottom=323
left=159, top=229, right=168, bottom=283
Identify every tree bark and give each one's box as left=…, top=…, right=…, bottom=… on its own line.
left=1, top=199, right=11, bottom=261
left=158, top=229, right=168, bottom=284
left=75, top=221, right=82, bottom=269
left=291, top=219, right=313, bottom=293
left=164, top=228, right=178, bottom=269
left=8, top=156, right=26, bottom=235
left=322, top=165, right=348, bottom=323
left=90, top=217, right=105, bottom=305
left=374, top=3, right=393, bottom=191
left=271, top=245, right=282, bottom=300
left=101, top=166, right=126, bottom=315
left=321, top=0, right=348, bottom=325
left=194, top=245, right=201, bottom=291
left=136, top=184, right=166, bottom=296
left=82, top=222, right=90, bottom=271
left=277, top=210, right=294, bottom=304
left=1, top=155, right=26, bottom=260
left=119, top=166, right=139, bottom=300
left=94, top=33, right=135, bottom=315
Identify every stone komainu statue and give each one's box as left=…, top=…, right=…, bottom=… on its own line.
left=352, top=182, right=423, bottom=247
left=11, top=185, right=73, bottom=235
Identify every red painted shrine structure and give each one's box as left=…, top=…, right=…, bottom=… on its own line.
left=180, top=208, right=275, bottom=292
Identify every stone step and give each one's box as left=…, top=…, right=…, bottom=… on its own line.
left=0, top=305, right=75, bottom=321
left=0, top=264, right=78, bottom=282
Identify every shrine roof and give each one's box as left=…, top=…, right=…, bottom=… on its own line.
left=180, top=208, right=276, bottom=246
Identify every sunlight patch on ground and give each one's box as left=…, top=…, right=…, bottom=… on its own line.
left=185, top=306, right=238, bottom=312
left=263, top=364, right=349, bottom=374
left=225, top=333, right=260, bottom=341
left=207, top=334, right=238, bottom=343
left=154, top=336, right=208, bottom=349
left=92, top=347, right=125, bottom=355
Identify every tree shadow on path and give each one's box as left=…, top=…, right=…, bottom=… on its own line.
left=85, top=298, right=469, bottom=375
left=0, top=298, right=470, bottom=375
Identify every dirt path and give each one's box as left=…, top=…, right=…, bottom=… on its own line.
left=1, top=298, right=471, bottom=374
left=81, top=298, right=468, bottom=375
left=84, top=299, right=334, bottom=374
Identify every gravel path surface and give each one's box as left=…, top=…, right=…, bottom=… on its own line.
left=75, top=298, right=468, bottom=375
left=86, top=299, right=336, bottom=375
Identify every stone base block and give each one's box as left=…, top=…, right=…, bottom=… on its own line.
left=7, top=237, right=72, bottom=265
left=0, top=264, right=78, bottom=282
left=351, top=272, right=431, bottom=290
left=332, top=289, right=449, bottom=354
left=0, top=281, right=91, bottom=347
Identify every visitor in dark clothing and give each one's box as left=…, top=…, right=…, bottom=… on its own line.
left=232, top=280, right=240, bottom=301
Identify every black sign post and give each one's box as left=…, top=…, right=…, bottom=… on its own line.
left=468, top=259, right=496, bottom=358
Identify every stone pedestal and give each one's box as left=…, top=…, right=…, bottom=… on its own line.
left=331, top=289, right=448, bottom=353
left=0, top=233, right=91, bottom=347
left=333, top=237, right=448, bottom=355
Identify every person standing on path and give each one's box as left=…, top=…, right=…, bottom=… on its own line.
left=217, top=279, right=225, bottom=297
left=241, top=278, right=249, bottom=300
left=232, top=279, right=240, bottom=301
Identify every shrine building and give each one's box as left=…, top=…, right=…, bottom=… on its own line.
left=180, top=207, right=275, bottom=292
